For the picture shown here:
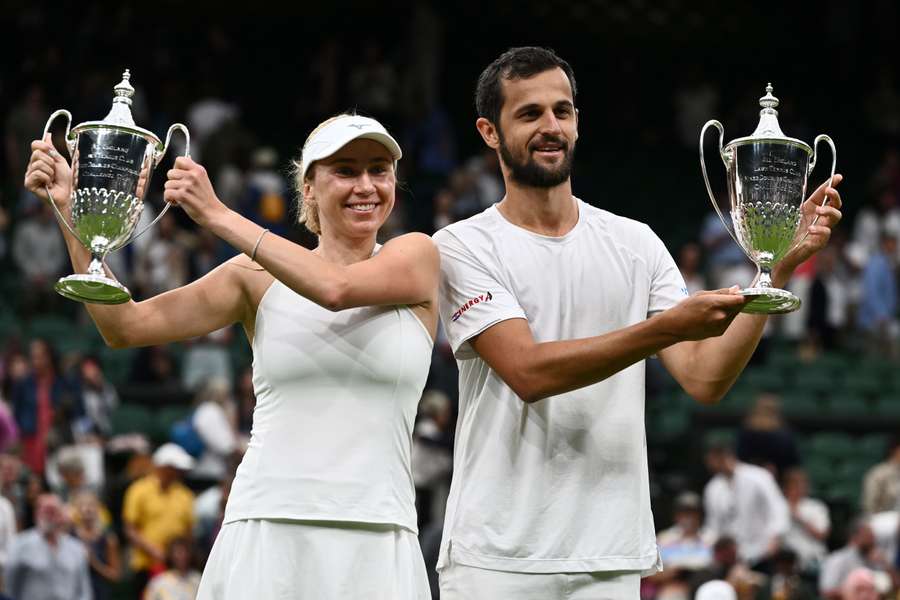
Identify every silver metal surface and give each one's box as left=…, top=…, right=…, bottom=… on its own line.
left=43, top=69, right=191, bottom=304
left=699, top=84, right=837, bottom=314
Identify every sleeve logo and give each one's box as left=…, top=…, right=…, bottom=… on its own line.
left=451, top=292, right=493, bottom=322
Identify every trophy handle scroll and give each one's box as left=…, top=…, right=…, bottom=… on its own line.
left=787, top=134, right=837, bottom=255
left=41, top=109, right=80, bottom=241
left=128, top=122, right=192, bottom=242
left=699, top=119, right=750, bottom=260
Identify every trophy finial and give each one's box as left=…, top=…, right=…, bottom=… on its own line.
left=103, top=69, right=137, bottom=126
left=759, top=83, right=779, bottom=111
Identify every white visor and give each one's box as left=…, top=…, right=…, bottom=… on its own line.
left=300, top=115, right=402, bottom=182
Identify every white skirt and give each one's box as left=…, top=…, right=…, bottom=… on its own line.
left=197, top=519, right=431, bottom=600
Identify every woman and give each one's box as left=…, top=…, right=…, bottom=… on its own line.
left=25, top=113, right=437, bottom=598
left=71, top=490, right=121, bottom=600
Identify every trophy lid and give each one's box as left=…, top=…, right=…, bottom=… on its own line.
left=71, top=69, right=161, bottom=145
left=103, top=69, right=137, bottom=127
left=751, top=83, right=786, bottom=138
left=724, top=83, right=811, bottom=154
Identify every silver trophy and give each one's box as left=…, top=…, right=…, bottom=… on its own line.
left=700, top=84, right=836, bottom=314
left=42, top=70, right=190, bottom=304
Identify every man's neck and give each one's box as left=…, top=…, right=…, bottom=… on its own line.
left=496, top=179, right=577, bottom=237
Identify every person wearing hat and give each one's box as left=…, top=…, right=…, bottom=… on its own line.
left=121, top=443, right=196, bottom=596
left=647, top=491, right=715, bottom=599
left=25, top=113, right=437, bottom=598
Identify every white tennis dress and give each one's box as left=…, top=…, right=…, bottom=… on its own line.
left=197, top=277, right=433, bottom=599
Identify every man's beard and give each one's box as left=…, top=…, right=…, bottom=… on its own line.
left=498, top=131, right=575, bottom=188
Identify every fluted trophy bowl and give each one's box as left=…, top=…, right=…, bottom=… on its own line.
left=700, top=84, right=836, bottom=314
left=43, top=70, right=190, bottom=304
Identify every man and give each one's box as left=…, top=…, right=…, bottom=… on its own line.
left=862, top=436, right=900, bottom=514
left=819, top=520, right=889, bottom=599
left=648, top=491, right=715, bottom=598
left=782, top=467, right=830, bottom=573
left=703, top=437, right=790, bottom=568
left=122, top=443, right=195, bottom=594
left=3, top=493, right=92, bottom=600
left=433, top=46, right=843, bottom=598
left=857, top=229, right=899, bottom=357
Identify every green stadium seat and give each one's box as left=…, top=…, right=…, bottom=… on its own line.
left=826, top=394, right=873, bottom=417
left=858, top=435, right=889, bottom=462
left=794, top=368, right=839, bottom=395
left=109, top=404, right=153, bottom=437
left=741, top=368, right=788, bottom=392
left=842, top=371, right=883, bottom=398
left=810, top=432, right=855, bottom=461
left=871, top=396, right=900, bottom=418
left=25, top=315, right=75, bottom=343
left=781, top=392, right=820, bottom=419
left=99, top=346, right=136, bottom=387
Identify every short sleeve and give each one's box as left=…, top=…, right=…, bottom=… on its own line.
left=645, top=226, right=689, bottom=315
left=434, top=229, right=527, bottom=359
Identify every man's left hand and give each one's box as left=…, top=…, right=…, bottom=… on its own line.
left=777, top=173, right=843, bottom=277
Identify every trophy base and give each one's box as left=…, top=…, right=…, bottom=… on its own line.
left=739, top=287, right=800, bottom=315
left=55, top=274, right=131, bottom=305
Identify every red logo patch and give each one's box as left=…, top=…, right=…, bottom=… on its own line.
left=451, top=292, right=493, bottom=322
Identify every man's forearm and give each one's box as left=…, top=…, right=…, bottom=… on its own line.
left=514, top=314, right=683, bottom=402
left=670, top=267, right=795, bottom=402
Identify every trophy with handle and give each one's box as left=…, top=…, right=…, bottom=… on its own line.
left=700, top=84, right=836, bottom=314
left=42, top=69, right=190, bottom=304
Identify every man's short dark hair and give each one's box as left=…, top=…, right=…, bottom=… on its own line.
left=475, top=46, right=577, bottom=129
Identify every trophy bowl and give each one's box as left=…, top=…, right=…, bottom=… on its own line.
left=700, top=84, right=836, bottom=314
left=43, top=70, right=189, bottom=304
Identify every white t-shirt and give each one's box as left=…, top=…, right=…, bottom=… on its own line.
left=703, top=462, right=791, bottom=564
left=783, top=497, right=830, bottom=569
left=434, top=199, right=688, bottom=574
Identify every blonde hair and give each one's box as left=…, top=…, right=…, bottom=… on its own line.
left=290, top=113, right=355, bottom=236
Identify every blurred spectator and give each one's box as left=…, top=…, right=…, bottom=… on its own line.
left=0, top=399, right=17, bottom=454
left=675, top=67, right=719, bottom=149
left=0, top=492, right=15, bottom=581
left=736, top=393, right=800, bottom=481
left=695, top=579, right=736, bottom=600
left=235, top=366, right=255, bottom=443
left=862, top=437, right=900, bottom=515
left=348, top=41, right=397, bottom=116
left=856, top=230, right=898, bottom=358
left=689, top=536, right=766, bottom=599
left=187, top=377, right=238, bottom=483
left=71, top=491, right=120, bottom=600
left=704, top=435, right=790, bottom=568
left=128, top=345, right=188, bottom=404
left=181, top=327, right=234, bottom=393
left=678, top=242, right=706, bottom=296
left=807, top=246, right=850, bottom=351
left=4, top=83, right=46, bottom=214
left=122, top=443, right=195, bottom=595
left=188, top=228, right=230, bottom=281
left=240, top=146, right=290, bottom=237
left=782, top=467, right=830, bottom=573
left=11, top=338, right=78, bottom=476
left=0, top=453, right=31, bottom=526
left=762, top=548, right=817, bottom=600
left=412, top=389, right=453, bottom=528
left=194, top=474, right=232, bottom=559
left=185, top=82, right=238, bottom=164
left=850, top=188, right=900, bottom=268
left=3, top=493, right=92, bottom=600
left=819, top=520, right=889, bottom=599
left=133, top=211, right=191, bottom=298
left=143, top=537, right=201, bottom=600
left=840, top=567, right=879, bottom=600
left=433, top=188, right=456, bottom=231
left=647, top=491, right=714, bottom=600
left=11, top=202, right=67, bottom=314
left=700, top=199, right=755, bottom=291
left=75, top=355, right=118, bottom=439
left=0, top=204, right=9, bottom=262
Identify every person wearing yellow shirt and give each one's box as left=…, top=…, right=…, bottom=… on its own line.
left=122, top=443, right=195, bottom=597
